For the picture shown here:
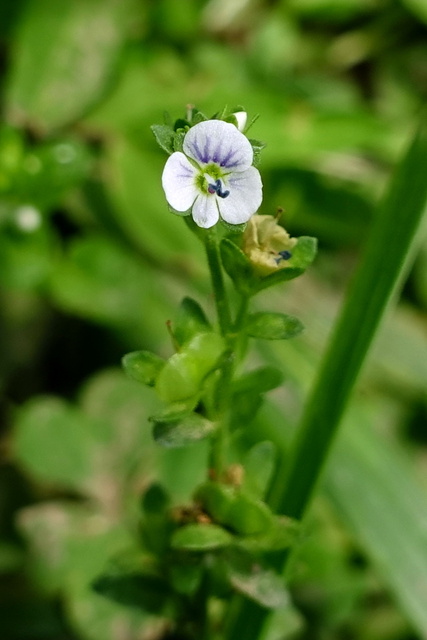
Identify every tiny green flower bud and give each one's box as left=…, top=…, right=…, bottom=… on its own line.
left=242, top=215, right=297, bottom=277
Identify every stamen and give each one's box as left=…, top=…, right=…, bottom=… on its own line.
left=275, top=250, right=292, bottom=264
left=207, top=178, right=230, bottom=199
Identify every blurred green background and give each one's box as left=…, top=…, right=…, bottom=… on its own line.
left=1, top=1, right=427, bottom=639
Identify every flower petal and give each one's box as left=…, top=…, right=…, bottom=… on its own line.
left=192, top=195, right=219, bottom=229
left=184, top=120, right=253, bottom=171
left=162, top=152, right=198, bottom=212
left=218, top=166, right=263, bottom=225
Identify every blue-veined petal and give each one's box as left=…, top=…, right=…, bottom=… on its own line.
left=218, top=166, right=263, bottom=224
left=184, top=120, right=253, bottom=171
left=192, top=195, right=220, bottom=228
left=162, top=152, right=198, bottom=212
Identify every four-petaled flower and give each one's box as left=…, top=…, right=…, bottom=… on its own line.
left=162, top=120, right=263, bottom=229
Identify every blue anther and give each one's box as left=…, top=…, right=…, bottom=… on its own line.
left=275, top=250, right=292, bottom=264
left=207, top=178, right=230, bottom=199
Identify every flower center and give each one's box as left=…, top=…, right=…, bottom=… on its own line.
left=207, top=178, right=230, bottom=199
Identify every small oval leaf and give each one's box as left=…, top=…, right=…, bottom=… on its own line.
left=122, top=350, right=165, bottom=386
left=224, top=549, right=289, bottom=609
left=171, top=523, right=233, bottom=552
left=151, top=412, right=216, bottom=448
left=246, top=312, right=304, bottom=340
left=174, top=297, right=211, bottom=347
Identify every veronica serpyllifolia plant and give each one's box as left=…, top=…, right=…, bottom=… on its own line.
left=92, top=106, right=317, bottom=640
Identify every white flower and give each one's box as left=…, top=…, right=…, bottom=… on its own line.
left=161, top=120, right=263, bottom=229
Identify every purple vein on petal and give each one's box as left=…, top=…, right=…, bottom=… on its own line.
left=203, top=135, right=211, bottom=163
left=212, top=141, right=223, bottom=164
left=220, top=148, right=240, bottom=168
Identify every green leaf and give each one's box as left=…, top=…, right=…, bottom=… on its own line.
left=243, top=441, right=277, bottom=499
left=245, top=312, right=304, bottom=340
left=92, top=570, right=171, bottom=614
left=151, top=412, right=216, bottom=448
left=230, top=368, right=284, bottom=429
left=13, top=397, right=102, bottom=492
left=237, top=517, right=299, bottom=553
left=170, top=560, right=203, bottom=595
left=141, top=483, right=170, bottom=515
left=195, top=483, right=274, bottom=536
left=401, top=0, right=427, bottom=24
left=270, top=119, right=427, bottom=521
left=150, top=124, right=175, bottom=154
left=173, top=297, right=211, bottom=347
left=171, top=523, right=233, bottom=551
left=195, top=482, right=236, bottom=523
left=224, top=549, right=289, bottom=609
left=232, top=367, right=284, bottom=395
left=225, top=494, right=274, bottom=536
left=155, top=333, right=225, bottom=404
left=327, top=404, right=427, bottom=636
left=122, top=350, right=165, bottom=386
left=6, top=0, right=137, bottom=131
left=220, top=238, right=256, bottom=294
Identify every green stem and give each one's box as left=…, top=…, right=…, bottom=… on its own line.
left=224, top=118, right=427, bottom=640
left=204, top=227, right=232, bottom=336
left=209, top=293, right=250, bottom=478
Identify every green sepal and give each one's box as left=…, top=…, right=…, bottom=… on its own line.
left=174, top=297, right=211, bottom=347
left=92, top=555, right=172, bottom=614
left=220, top=220, right=247, bottom=234
left=173, top=118, right=191, bottom=131
left=151, top=411, right=216, bottom=448
left=171, top=523, right=233, bottom=552
left=222, top=548, right=289, bottom=609
left=150, top=124, right=175, bottom=155
left=248, top=139, right=266, bottom=167
left=173, top=131, right=186, bottom=152
left=245, top=312, right=304, bottom=340
left=122, top=350, right=165, bottom=386
left=220, top=238, right=256, bottom=295
left=190, top=110, right=208, bottom=125
left=253, top=236, right=318, bottom=293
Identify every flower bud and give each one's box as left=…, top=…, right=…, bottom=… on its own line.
left=232, top=111, right=247, bottom=132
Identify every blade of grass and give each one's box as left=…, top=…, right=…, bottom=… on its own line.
left=327, top=402, right=427, bottom=636
left=225, top=118, right=427, bottom=640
